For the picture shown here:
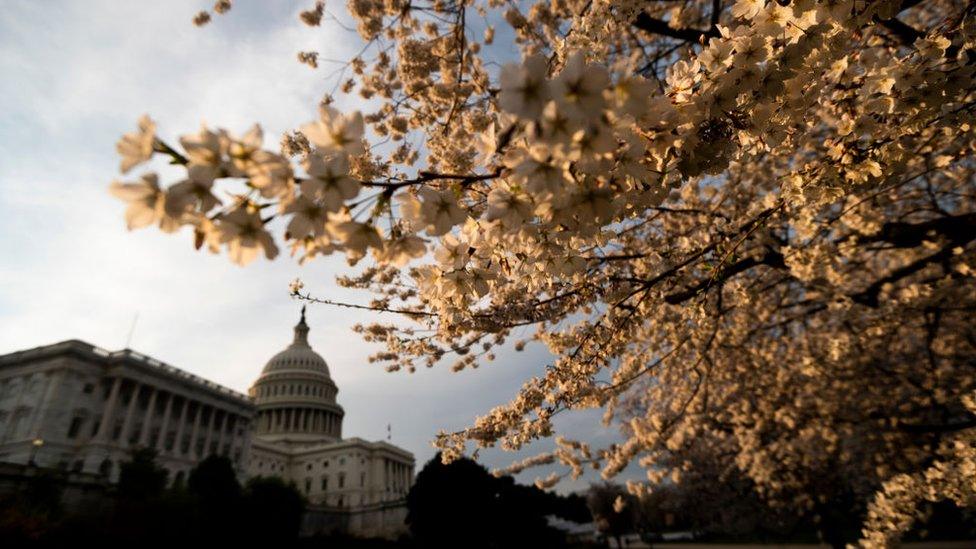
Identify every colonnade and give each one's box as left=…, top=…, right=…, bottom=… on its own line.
left=94, top=377, right=249, bottom=460
left=257, top=407, right=340, bottom=437
left=385, top=458, right=411, bottom=493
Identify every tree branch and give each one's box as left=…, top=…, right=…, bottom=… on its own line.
left=664, top=251, right=786, bottom=305
left=881, top=18, right=923, bottom=46
left=633, top=12, right=718, bottom=43
left=860, top=213, right=976, bottom=248
left=879, top=0, right=926, bottom=46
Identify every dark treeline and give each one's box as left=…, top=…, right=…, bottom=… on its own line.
left=586, top=473, right=976, bottom=548
left=0, top=449, right=304, bottom=547
left=405, top=453, right=590, bottom=548
left=1, top=450, right=590, bottom=548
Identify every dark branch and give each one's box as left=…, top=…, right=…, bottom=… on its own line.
left=862, top=213, right=976, bottom=248
left=633, top=12, right=718, bottom=43
left=881, top=18, right=923, bottom=45
left=878, top=0, right=926, bottom=46
left=899, top=419, right=976, bottom=434
left=664, top=250, right=786, bottom=305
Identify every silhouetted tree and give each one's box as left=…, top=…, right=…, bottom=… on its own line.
left=587, top=483, right=637, bottom=548
left=187, top=454, right=241, bottom=503
left=117, top=447, right=168, bottom=501
left=0, top=473, right=63, bottom=545
left=406, top=453, right=589, bottom=548
left=243, top=476, right=306, bottom=543
left=186, top=455, right=243, bottom=543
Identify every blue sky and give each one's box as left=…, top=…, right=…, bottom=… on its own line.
left=0, top=0, right=637, bottom=492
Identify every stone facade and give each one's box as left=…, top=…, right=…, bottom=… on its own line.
left=0, top=311, right=414, bottom=539
left=0, top=340, right=253, bottom=484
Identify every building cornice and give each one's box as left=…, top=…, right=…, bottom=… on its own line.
left=0, top=339, right=252, bottom=408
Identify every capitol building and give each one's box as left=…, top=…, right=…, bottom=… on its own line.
left=0, top=310, right=414, bottom=538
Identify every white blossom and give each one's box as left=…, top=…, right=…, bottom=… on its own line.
left=116, top=114, right=156, bottom=173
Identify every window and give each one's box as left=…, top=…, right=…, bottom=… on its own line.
left=338, top=473, right=345, bottom=488
left=304, top=478, right=311, bottom=493
left=321, top=476, right=328, bottom=490
left=306, top=463, right=312, bottom=471
left=360, top=472, right=365, bottom=487
left=82, top=383, right=94, bottom=394
left=322, top=460, right=330, bottom=468
left=339, top=457, right=345, bottom=466
left=99, top=459, right=112, bottom=477
left=67, top=416, right=85, bottom=439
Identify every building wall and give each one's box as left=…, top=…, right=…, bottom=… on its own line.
left=0, top=341, right=254, bottom=483
left=249, top=438, right=413, bottom=509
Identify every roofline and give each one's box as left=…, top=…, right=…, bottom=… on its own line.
left=0, top=339, right=252, bottom=406
left=292, top=437, right=415, bottom=461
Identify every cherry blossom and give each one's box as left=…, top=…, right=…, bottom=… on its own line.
left=300, top=104, right=366, bottom=156
left=115, top=114, right=156, bottom=174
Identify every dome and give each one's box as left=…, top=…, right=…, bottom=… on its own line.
left=260, top=307, right=331, bottom=377
left=251, top=306, right=345, bottom=443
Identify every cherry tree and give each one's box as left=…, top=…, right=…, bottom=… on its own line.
left=110, top=0, right=976, bottom=544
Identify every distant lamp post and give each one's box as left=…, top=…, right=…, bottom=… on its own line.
left=28, top=438, right=44, bottom=466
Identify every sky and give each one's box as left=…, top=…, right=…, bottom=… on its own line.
left=0, top=0, right=638, bottom=492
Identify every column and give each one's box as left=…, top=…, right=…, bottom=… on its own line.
left=95, top=377, right=123, bottom=442
left=1, top=376, right=28, bottom=443
left=118, top=382, right=141, bottom=445
left=173, top=398, right=190, bottom=456
left=155, top=393, right=173, bottom=451
left=189, top=403, right=203, bottom=459
left=30, top=370, right=65, bottom=439
left=138, top=388, right=159, bottom=446
left=217, top=411, right=228, bottom=453
left=202, top=406, right=216, bottom=456
left=226, top=415, right=238, bottom=456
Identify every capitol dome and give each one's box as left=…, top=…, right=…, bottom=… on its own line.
left=249, top=307, right=345, bottom=443
left=261, top=312, right=331, bottom=376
